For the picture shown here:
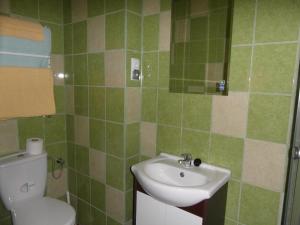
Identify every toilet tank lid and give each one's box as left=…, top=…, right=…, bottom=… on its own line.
left=0, top=152, right=47, bottom=168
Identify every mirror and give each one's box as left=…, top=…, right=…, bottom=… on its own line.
left=169, top=0, right=233, bottom=95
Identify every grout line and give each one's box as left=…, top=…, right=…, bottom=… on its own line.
left=236, top=0, right=259, bottom=223
left=232, top=40, right=299, bottom=48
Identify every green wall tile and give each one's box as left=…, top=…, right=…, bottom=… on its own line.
left=106, top=155, right=124, bottom=190
left=190, top=16, right=208, bottom=41
left=126, top=191, right=133, bottom=220
left=68, top=169, right=77, bottom=195
left=127, top=0, right=142, bottom=13
left=39, top=0, right=63, bottom=23
left=67, top=143, right=75, bottom=168
left=159, top=51, right=170, bottom=88
left=231, top=0, right=255, bottom=44
left=90, top=119, right=105, bottom=151
left=0, top=201, right=10, bottom=218
left=88, top=53, right=105, bottom=86
left=74, top=86, right=89, bottom=116
left=106, top=122, right=124, bottom=157
left=105, top=0, right=125, bottom=12
left=141, top=88, right=157, bottom=122
left=143, top=14, right=159, bottom=51
left=247, top=94, right=291, bottom=143
left=240, top=184, right=280, bottom=225
left=127, top=12, right=141, bottom=51
left=210, top=134, right=244, bottom=179
left=182, top=129, right=209, bottom=161
left=88, top=0, right=104, bottom=17
left=46, top=143, right=67, bottom=172
left=107, top=217, right=121, bottom=225
left=158, top=89, right=182, bottom=126
left=182, top=94, right=212, bottom=131
left=78, top=199, right=91, bottom=225
left=63, top=0, right=72, bottom=24
left=76, top=145, right=90, bottom=175
left=161, top=0, right=171, bottom=11
left=45, top=115, right=66, bottom=144
left=73, top=21, right=87, bottom=54
left=106, top=88, right=124, bottom=122
left=18, top=117, right=44, bottom=149
left=74, top=54, right=88, bottom=85
left=64, top=56, right=73, bottom=84
left=91, top=207, right=106, bottom=225
left=89, top=87, right=105, bottom=119
left=54, top=86, right=65, bottom=113
left=226, top=180, right=240, bottom=220
left=11, top=0, right=38, bottom=18
left=157, top=125, right=181, bottom=155
left=43, top=23, right=63, bottom=54
left=126, top=156, right=139, bottom=190
left=66, top=115, right=75, bottom=142
left=64, top=24, right=73, bottom=54
left=229, top=47, right=251, bottom=91
left=77, top=173, right=91, bottom=202
left=105, top=12, right=125, bottom=49
left=91, top=179, right=105, bottom=211
left=126, top=123, right=140, bottom=157
left=251, top=44, right=297, bottom=94
left=255, top=0, right=300, bottom=42
left=143, top=52, right=158, bottom=87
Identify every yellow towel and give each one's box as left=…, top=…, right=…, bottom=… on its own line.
left=0, top=16, right=44, bottom=41
left=0, top=67, right=56, bottom=119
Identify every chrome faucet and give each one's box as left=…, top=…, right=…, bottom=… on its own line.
left=178, top=153, right=193, bottom=168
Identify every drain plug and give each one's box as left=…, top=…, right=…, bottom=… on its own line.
left=180, top=172, right=184, bottom=177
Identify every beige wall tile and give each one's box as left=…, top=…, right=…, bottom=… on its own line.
left=206, top=63, right=224, bottom=81
left=0, top=120, right=19, bottom=156
left=106, top=186, right=125, bottom=223
left=75, top=116, right=89, bottom=147
left=0, top=0, right=10, bottom=14
left=51, top=54, right=65, bottom=86
left=190, top=0, right=208, bottom=16
left=66, top=85, right=74, bottom=114
left=212, top=92, right=248, bottom=138
left=72, top=0, right=87, bottom=22
left=143, top=0, right=160, bottom=15
left=175, top=19, right=188, bottom=43
left=89, top=149, right=106, bottom=183
left=159, top=11, right=171, bottom=51
left=46, top=168, right=68, bottom=198
left=126, top=88, right=141, bottom=123
left=242, top=139, right=287, bottom=192
left=140, top=122, right=157, bottom=157
left=87, top=15, right=105, bottom=53
left=105, top=51, right=125, bottom=87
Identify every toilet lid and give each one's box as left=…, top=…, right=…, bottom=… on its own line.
left=13, top=197, right=76, bottom=225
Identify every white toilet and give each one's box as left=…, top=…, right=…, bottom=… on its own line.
left=0, top=151, right=76, bottom=225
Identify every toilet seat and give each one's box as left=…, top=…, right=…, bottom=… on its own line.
left=12, top=197, right=76, bottom=225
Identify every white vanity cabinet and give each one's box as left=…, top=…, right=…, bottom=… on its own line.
left=136, top=191, right=202, bottom=225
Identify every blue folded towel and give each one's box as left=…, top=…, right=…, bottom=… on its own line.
left=0, top=27, right=51, bottom=68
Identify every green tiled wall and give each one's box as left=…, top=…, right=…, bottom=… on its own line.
left=64, top=0, right=142, bottom=225
left=0, top=1, right=299, bottom=225
left=140, top=1, right=300, bottom=225
left=0, top=0, right=66, bottom=224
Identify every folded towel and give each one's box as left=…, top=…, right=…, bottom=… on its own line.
left=0, top=16, right=44, bottom=41
left=0, top=67, right=56, bottom=119
left=0, top=53, right=49, bottom=68
left=0, top=27, right=51, bottom=56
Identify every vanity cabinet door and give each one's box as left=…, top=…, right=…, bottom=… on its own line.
left=136, top=191, right=202, bottom=225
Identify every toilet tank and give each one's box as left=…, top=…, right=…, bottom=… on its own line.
left=0, top=152, right=47, bottom=210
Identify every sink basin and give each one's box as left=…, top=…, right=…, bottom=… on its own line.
left=131, top=153, right=231, bottom=207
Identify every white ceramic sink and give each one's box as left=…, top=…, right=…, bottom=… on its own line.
left=131, top=153, right=231, bottom=207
